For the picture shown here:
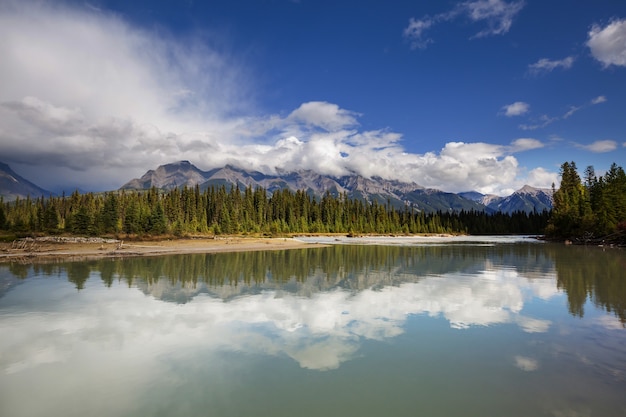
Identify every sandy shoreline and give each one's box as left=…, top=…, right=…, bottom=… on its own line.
left=0, top=234, right=546, bottom=263
left=0, top=236, right=326, bottom=262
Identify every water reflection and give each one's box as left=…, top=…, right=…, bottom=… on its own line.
left=553, top=244, right=626, bottom=323
left=5, top=243, right=555, bottom=291
left=1, top=243, right=625, bottom=417
left=1, top=244, right=624, bottom=374
left=2, top=243, right=624, bottom=323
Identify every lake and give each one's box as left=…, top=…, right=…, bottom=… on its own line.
left=1, top=237, right=625, bottom=417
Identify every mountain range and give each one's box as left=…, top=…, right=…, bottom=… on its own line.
left=120, top=161, right=553, bottom=214
left=0, top=160, right=552, bottom=214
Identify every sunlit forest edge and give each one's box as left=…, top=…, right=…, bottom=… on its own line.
left=0, top=161, right=624, bottom=245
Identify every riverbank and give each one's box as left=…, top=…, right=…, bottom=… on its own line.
left=0, top=236, right=326, bottom=262
left=0, top=234, right=559, bottom=263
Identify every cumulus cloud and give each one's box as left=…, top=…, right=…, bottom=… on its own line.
left=287, top=101, right=360, bottom=131
left=403, top=0, right=525, bottom=49
left=576, top=140, right=618, bottom=153
left=527, top=56, right=575, bottom=75
left=0, top=1, right=550, bottom=196
left=525, top=167, right=558, bottom=189
left=411, top=141, right=522, bottom=194
left=501, top=101, right=530, bottom=117
left=191, top=130, right=540, bottom=195
left=587, top=19, right=626, bottom=67
left=0, top=1, right=253, bottom=190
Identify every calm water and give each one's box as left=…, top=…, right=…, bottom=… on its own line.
left=1, top=239, right=625, bottom=417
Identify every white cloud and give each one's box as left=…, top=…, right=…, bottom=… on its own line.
left=188, top=129, right=537, bottom=195
left=587, top=19, right=626, bottom=67
left=0, top=1, right=253, bottom=190
left=0, top=1, right=552, bottom=196
left=461, top=0, right=526, bottom=38
left=502, top=101, right=530, bottom=117
left=525, top=167, right=558, bottom=189
left=576, top=140, right=618, bottom=153
left=527, top=56, right=575, bottom=75
left=417, top=142, right=521, bottom=194
left=562, top=105, right=581, bottom=119
left=287, top=101, right=360, bottom=131
left=591, top=95, right=607, bottom=105
left=2, top=96, right=85, bottom=135
left=509, top=138, right=543, bottom=151
left=403, top=17, right=436, bottom=50
left=403, top=0, right=524, bottom=48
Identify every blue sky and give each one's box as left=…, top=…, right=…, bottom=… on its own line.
left=1, top=0, right=625, bottom=195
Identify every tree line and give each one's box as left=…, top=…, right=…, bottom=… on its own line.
left=0, top=184, right=549, bottom=237
left=547, top=161, right=626, bottom=244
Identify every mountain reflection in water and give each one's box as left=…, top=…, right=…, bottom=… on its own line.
left=2, top=243, right=624, bottom=372
left=4, top=242, right=625, bottom=321
left=1, top=242, right=626, bottom=417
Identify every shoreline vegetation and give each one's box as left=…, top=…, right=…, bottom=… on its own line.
left=545, top=162, right=626, bottom=245
left=0, top=161, right=624, bottom=255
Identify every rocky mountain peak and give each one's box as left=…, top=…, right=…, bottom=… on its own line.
left=0, top=161, right=53, bottom=201
left=121, top=161, right=487, bottom=213
left=0, top=160, right=556, bottom=214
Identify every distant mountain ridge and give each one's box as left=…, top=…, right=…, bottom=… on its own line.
left=121, top=161, right=553, bottom=214
left=490, top=185, right=553, bottom=213
left=461, top=185, right=553, bottom=214
left=0, top=160, right=553, bottom=214
left=0, top=161, right=53, bottom=201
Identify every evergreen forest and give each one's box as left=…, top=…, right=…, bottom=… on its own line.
left=1, top=160, right=624, bottom=242
left=547, top=161, right=626, bottom=244
left=0, top=184, right=548, bottom=238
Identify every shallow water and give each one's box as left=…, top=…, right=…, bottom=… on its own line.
left=1, top=241, right=625, bottom=416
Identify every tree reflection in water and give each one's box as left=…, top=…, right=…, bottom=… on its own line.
left=4, top=242, right=624, bottom=325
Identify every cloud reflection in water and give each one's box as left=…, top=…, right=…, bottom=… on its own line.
left=1, top=263, right=557, bottom=374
